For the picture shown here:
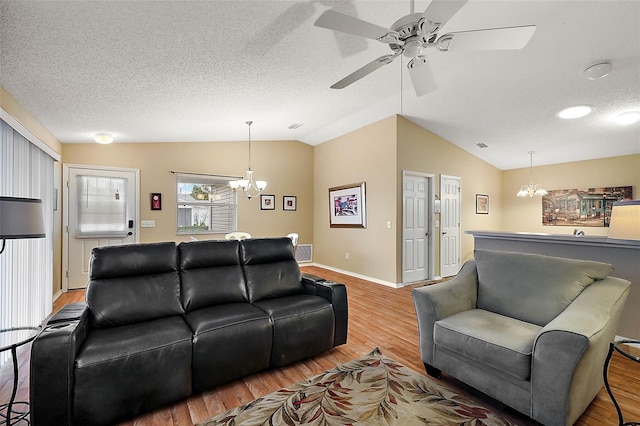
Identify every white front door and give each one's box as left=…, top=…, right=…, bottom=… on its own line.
left=440, top=175, right=461, bottom=277
left=63, top=165, right=139, bottom=290
left=402, top=172, right=433, bottom=284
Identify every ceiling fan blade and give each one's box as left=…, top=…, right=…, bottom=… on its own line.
left=408, top=56, right=437, bottom=97
left=314, top=9, right=390, bottom=41
left=423, top=0, right=468, bottom=26
left=330, top=54, right=398, bottom=89
left=438, top=25, right=536, bottom=51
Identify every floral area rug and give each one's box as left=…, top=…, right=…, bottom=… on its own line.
left=199, top=348, right=513, bottom=425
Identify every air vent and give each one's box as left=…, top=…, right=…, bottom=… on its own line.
left=476, top=143, right=489, bottom=148
left=295, top=244, right=312, bottom=262
left=288, top=123, right=303, bottom=130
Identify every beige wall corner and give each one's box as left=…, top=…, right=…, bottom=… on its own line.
left=313, top=116, right=398, bottom=284
left=0, top=86, right=62, bottom=156
left=397, top=116, right=503, bottom=279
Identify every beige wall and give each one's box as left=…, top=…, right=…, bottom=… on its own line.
left=62, top=140, right=314, bottom=244
left=313, top=116, right=398, bottom=284
left=501, top=154, right=640, bottom=236
left=397, top=116, right=503, bottom=278
left=1, top=87, right=64, bottom=297
left=1, top=87, right=62, bottom=155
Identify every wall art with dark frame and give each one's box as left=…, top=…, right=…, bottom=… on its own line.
left=151, top=193, right=162, bottom=210
left=329, top=182, right=366, bottom=228
left=283, top=195, right=297, bottom=211
left=260, top=194, right=276, bottom=210
left=476, top=194, right=489, bottom=214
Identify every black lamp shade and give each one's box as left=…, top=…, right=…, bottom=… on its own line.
left=0, top=196, right=45, bottom=239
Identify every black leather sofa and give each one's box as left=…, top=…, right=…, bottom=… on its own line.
left=30, top=237, right=348, bottom=425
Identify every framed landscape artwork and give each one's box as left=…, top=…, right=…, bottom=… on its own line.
left=542, top=186, right=632, bottom=227
left=329, top=182, right=366, bottom=228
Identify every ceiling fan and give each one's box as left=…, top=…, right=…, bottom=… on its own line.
left=314, top=0, right=536, bottom=96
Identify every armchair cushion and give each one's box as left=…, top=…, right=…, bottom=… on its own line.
left=435, top=309, right=542, bottom=380
left=474, top=250, right=614, bottom=326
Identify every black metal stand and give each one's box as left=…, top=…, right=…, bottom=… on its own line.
left=604, top=340, right=640, bottom=426
left=0, top=327, right=40, bottom=425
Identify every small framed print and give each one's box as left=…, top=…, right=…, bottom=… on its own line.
left=151, top=193, right=162, bottom=210
left=476, top=194, right=489, bottom=214
left=260, top=194, right=275, bottom=210
left=283, top=195, right=297, bottom=211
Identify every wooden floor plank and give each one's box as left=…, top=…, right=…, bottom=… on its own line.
left=1, top=265, right=638, bottom=425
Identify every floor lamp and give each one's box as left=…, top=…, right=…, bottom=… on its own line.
left=0, top=196, right=45, bottom=424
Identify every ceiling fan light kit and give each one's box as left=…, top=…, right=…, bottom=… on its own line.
left=583, top=60, right=612, bottom=80
left=314, top=0, right=536, bottom=97
left=613, top=111, right=640, bottom=126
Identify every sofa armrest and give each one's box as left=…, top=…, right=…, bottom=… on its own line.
left=30, top=302, right=91, bottom=426
left=412, top=260, right=478, bottom=365
left=531, top=276, right=630, bottom=426
left=302, top=274, right=348, bottom=346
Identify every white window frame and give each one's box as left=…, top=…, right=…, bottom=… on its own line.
left=175, top=173, right=238, bottom=235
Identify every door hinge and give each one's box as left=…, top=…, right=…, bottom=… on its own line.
left=65, top=270, right=69, bottom=278
left=66, top=180, right=69, bottom=188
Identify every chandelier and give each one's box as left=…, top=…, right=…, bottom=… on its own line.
left=228, top=121, right=267, bottom=199
left=517, top=151, right=548, bottom=198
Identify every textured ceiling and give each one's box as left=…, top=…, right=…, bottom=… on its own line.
left=1, top=0, right=638, bottom=170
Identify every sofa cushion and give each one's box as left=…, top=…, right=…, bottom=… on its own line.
left=185, top=303, right=272, bottom=392
left=240, top=237, right=302, bottom=302
left=178, top=240, right=248, bottom=311
left=255, top=294, right=335, bottom=367
left=74, top=316, right=192, bottom=425
left=86, top=242, right=184, bottom=327
left=475, top=250, right=613, bottom=326
left=435, top=309, right=542, bottom=380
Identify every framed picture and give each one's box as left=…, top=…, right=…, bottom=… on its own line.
left=476, top=194, right=489, bottom=214
left=329, top=182, right=366, bottom=228
left=151, top=193, right=162, bottom=210
left=260, top=194, right=275, bottom=210
left=283, top=195, right=297, bottom=211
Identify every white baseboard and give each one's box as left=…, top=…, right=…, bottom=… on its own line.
left=52, top=289, right=63, bottom=302
left=309, top=263, right=401, bottom=288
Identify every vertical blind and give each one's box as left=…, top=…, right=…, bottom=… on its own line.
left=0, top=119, right=54, bottom=366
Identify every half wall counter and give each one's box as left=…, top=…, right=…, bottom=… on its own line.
left=467, top=230, right=640, bottom=340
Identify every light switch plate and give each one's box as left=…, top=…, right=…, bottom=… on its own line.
left=141, top=220, right=155, bottom=228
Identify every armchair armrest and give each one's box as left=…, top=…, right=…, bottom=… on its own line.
left=302, top=274, right=348, bottom=346
left=531, top=276, right=630, bottom=426
left=412, top=260, right=478, bottom=365
left=30, top=302, right=91, bottom=426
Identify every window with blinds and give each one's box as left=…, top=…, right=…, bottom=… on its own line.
left=176, top=173, right=237, bottom=235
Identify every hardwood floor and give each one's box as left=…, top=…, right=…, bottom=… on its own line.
left=2, top=265, right=638, bottom=425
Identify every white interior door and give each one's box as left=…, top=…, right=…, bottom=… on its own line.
left=402, top=172, right=433, bottom=284
left=63, top=165, right=139, bottom=290
left=440, top=175, right=461, bottom=277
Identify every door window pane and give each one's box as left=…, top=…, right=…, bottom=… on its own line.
left=77, top=175, right=127, bottom=237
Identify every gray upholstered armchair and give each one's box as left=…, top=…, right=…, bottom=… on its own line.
left=412, top=250, right=630, bottom=426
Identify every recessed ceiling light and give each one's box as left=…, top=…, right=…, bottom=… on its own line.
left=94, top=133, right=114, bottom=144
left=613, top=111, right=640, bottom=126
left=557, top=105, right=594, bottom=119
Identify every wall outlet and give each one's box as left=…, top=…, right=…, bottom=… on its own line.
left=435, top=220, right=440, bottom=228
left=141, top=220, right=155, bottom=228
left=345, top=252, right=349, bottom=259
left=387, top=220, right=392, bottom=229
